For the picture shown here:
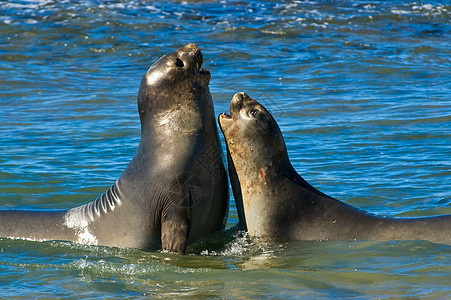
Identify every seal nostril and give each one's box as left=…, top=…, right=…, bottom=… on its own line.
left=233, top=92, right=244, bottom=102
left=175, top=58, right=184, bottom=68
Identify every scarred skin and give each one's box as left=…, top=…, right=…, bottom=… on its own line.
left=219, top=92, right=451, bottom=245
left=0, top=44, right=229, bottom=254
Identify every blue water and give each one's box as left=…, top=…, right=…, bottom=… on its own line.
left=1, top=0, right=450, bottom=298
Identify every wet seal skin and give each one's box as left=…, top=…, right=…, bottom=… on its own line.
left=0, top=44, right=229, bottom=254
left=219, top=92, right=451, bottom=245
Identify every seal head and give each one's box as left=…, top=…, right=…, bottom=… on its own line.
left=139, top=43, right=211, bottom=114
left=219, top=92, right=288, bottom=173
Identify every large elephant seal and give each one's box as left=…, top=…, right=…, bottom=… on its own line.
left=0, top=43, right=229, bottom=254
left=219, top=92, right=451, bottom=245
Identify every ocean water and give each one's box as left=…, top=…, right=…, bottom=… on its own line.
left=0, top=0, right=450, bottom=298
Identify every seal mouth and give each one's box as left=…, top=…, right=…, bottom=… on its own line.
left=218, top=111, right=233, bottom=133
left=218, top=92, right=247, bottom=127
left=199, top=67, right=211, bottom=86
left=189, top=44, right=210, bottom=86
left=220, top=112, right=232, bottom=119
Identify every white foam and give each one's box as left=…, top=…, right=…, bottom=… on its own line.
left=7, top=236, right=45, bottom=242
left=391, top=10, right=411, bottom=15
left=64, top=208, right=98, bottom=245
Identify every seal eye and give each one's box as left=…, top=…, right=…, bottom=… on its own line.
left=175, top=58, right=184, bottom=68
left=249, top=108, right=259, bottom=118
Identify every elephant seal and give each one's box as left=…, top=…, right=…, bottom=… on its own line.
left=218, top=92, right=451, bottom=245
left=0, top=43, right=229, bottom=254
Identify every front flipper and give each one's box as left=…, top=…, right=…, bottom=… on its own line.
left=161, top=202, right=191, bottom=254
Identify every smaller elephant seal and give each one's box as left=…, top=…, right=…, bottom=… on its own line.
left=219, top=92, right=451, bottom=245
left=0, top=44, right=229, bottom=254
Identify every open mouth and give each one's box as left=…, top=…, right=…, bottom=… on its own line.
left=220, top=112, right=232, bottom=119
left=199, top=66, right=210, bottom=86
left=218, top=112, right=233, bottom=132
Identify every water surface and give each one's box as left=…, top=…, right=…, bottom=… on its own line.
left=1, top=0, right=450, bottom=298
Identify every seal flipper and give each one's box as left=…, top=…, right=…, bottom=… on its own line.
left=161, top=201, right=191, bottom=254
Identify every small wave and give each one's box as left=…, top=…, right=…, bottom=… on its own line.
left=198, top=230, right=253, bottom=256
left=67, top=257, right=169, bottom=276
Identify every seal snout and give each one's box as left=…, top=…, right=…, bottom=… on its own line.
left=230, top=92, right=250, bottom=114
left=218, top=92, right=248, bottom=130
left=231, top=92, right=246, bottom=107
left=175, top=43, right=211, bottom=85
left=232, top=92, right=246, bottom=103
left=178, top=43, right=201, bottom=55
left=177, top=43, right=203, bottom=72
